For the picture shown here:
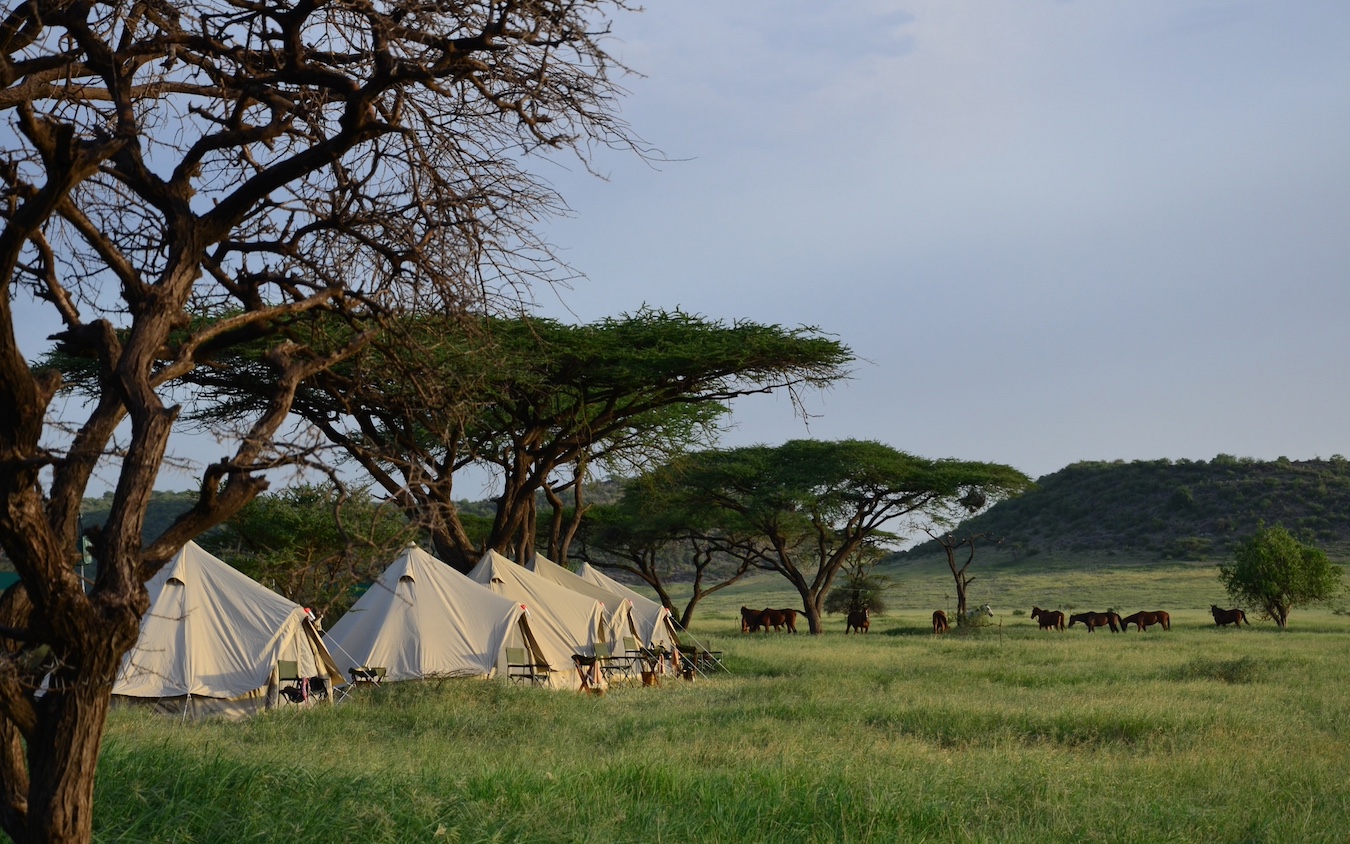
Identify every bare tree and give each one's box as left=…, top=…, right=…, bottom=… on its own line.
left=925, top=529, right=998, bottom=622
left=0, top=1, right=636, bottom=840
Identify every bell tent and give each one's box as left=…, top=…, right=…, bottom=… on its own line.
left=527, top=553, right=640, bottom=649
left=324, top=545, right=544, bottom=683
left=112, top=541, right=343, bottom=719
left=467, top=550, right=606, bottom=689
left=575, top=561, right=680, bottom=651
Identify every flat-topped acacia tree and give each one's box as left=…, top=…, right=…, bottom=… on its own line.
left=641, top=439, right=1033, bottom=634
left=173, top=309, right=853, bottom=571
left=0, top=1, right=637, bottom=840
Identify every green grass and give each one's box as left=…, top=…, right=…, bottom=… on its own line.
left=93, top=564, right=1350, bottom=843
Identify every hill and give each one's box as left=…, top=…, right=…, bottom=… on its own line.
left=78, top=490, right=204, bottom=542
left=900, top=454, right=1350, bottom=564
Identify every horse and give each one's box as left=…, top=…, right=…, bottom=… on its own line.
left=758, top=608, right=787, bottom=632
left=740, top=606, right=762, bottom=633
left=1211, top=605, right=1249, bottom=627
left=1068, top=611, right=1122, bottom=633
left=845, top=608, right=870, bottom=634
left=932, top=610, right=950, bottom=634
left=776, top=608, right=800, bottom=633
left=966, top=604, right=993, bottom=622
left=1031, top=606, right=1066, bottom=631
left=1122, top=610, right=1170, bottom=631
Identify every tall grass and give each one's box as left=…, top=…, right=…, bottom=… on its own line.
left=96, top=606, right=1350, bottom=843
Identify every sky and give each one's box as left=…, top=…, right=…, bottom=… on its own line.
left=529, top=0, right=1350, bottom=482
left=14, top=0, right=1350, bottom=494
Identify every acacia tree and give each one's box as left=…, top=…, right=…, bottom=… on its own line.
left=1220, top=524, right=1343, bottom=628
left=202, top=483, right=416, bottom=621
left=0, top=1, right=637, bottom=840
left=822, top=545, right=889, bottom=617
left=178, top=309, right=852, bottom=571
left=650, top=439, right=1033, bottom=634
left=574, top=478, right=762, bottom=628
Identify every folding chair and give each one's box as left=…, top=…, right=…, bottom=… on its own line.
left=349, top=666, right=386, bottom=684
left=277, top=660, right=308, bottom=703
left=505, top=647, right=548, bottom=686
left=622, top=636, right=643, bottom=664
left=594, top=641, right=633, bottom=682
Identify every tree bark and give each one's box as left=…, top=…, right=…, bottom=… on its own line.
left=25, top=677, right=114, bottom=844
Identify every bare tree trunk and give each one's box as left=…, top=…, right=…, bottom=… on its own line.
left=24, top=678, right=113, bottom=844
left=803, top=594, right=824, bottom=635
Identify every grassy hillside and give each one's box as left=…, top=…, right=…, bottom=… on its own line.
left=901, top=454, right=1350, bottom=565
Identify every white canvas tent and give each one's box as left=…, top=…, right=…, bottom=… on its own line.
left=527, top=553, right=640, bottom=650
left=575, top=561, right=680, bottom=651
left=467, top=550, right=606, bottom=689
left=113, top=541, right=343, bottom=719
left=325, top=545, right=542, bottom=682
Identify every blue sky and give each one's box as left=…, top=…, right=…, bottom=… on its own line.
left=532, top=0, right=1350, bottom=481
left=14, top=1, right=1350, bottom=493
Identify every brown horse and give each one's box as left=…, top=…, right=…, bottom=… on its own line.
left=740, top=606, right=762, bottom=633
left=845, top=608, right=870, bottom=634
left=1210, top=605, right=1249, bottom=627
left=1068, top=611, right=1122, bottom=633
left=1122, top=610, right=1170, bottom=631
left=758, top=608, right=787, bottom=632
left=932, top=610, right=950, bottom=634
left=776, top=608, right=800, bottom=633
left=1031, top=606, right=1066, bottom=631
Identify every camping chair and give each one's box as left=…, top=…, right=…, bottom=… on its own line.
left=594, top=641, right=633, bottom=682
left=277, top=660, right=308, bottom=703
left=349, top=666, right=386, bottom=685
left=334, top=667, right=384, bottom=703
left=623, top=636, right=643, bottom=664
left=505, top=647, right=548, bottom=686
left=676, top=644, right=725, bottom=676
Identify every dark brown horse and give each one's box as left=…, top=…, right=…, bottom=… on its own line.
left=1068, top=611, right=1122, bottom=633
left=1210, top=605, right=1249, bottom=627
left=1122, top=610, right=1170, bottom=631
left=1031, top=606, right=1066, bottom=631
left=845, top=608, right=870, bottom=634
left=740, top=606, right=762, bottom=633
left=932, top=610, right=950, bottom=634
left=775, top=608, right=800, bottom=633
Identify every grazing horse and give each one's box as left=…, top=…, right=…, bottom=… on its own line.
left=740, top=606, right=762, bottom=633
left=845, top=608, right=870, bottom=634
left=1211, top=605, right=1249, bottom=627
left=776, top=608, right=800, bottom=633
left=1031, top=606, right=1066, bottom=631
left=1122, top=610, right=1170, bottom=631
left=1068, top=611, right=1122, bottom=633
left=932, top=610, right=950, bottom=634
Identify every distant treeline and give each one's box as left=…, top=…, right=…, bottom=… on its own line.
left=900, top=455, right=1350, bottom=562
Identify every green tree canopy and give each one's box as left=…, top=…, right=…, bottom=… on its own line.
left=1219, top=524, right=1343, bottom=628
left=171, top=309, right=853, bottom=571
left=642, top=439, right=1032, bottom=633
left=202, top=484, right=416, bottom=621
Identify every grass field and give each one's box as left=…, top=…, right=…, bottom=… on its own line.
left=93, top=560, right=1350, bottom=843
